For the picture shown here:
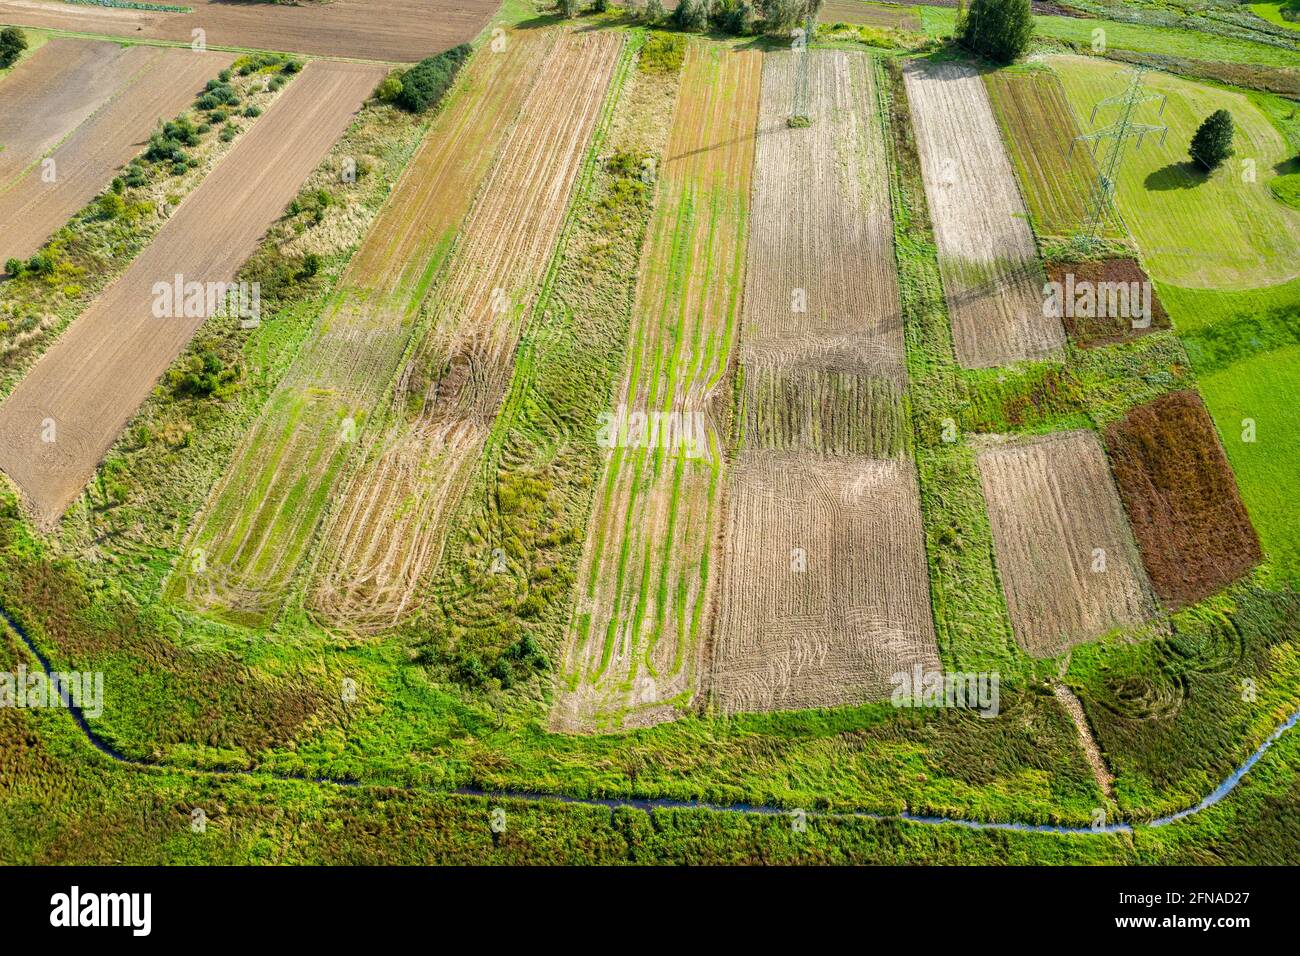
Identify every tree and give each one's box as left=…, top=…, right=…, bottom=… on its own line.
left=0, top=26, right=26, bottom=68
left=1189, top=109, right=1234, bottom=172
left=957, top=0, right=1033, bottom=65
left=556, top=0, right=580, bottom=16
left=754, top=0, right=809, bottom=34
left=644, top=0, right=666, bottom=21
left=673, top=0, right=708, bottom=31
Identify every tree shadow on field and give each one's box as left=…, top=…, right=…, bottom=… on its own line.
left=1274, top=157, right=1300, bottom=177
left=1144, top=161, right=1209, bottom=191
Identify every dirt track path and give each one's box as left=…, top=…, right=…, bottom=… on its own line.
left=0, top=59, right=383, bottom=526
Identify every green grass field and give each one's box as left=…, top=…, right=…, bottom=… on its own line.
left=1198, top=346, right=1300, bottom=587
left=1052, top=55, right=1300, bottom=289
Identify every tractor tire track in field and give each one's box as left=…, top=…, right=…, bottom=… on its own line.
left=0, top=46, right=236, bottom=265
left=0, top=60, right=384, bottom=528
left=3, top=601, right=1297, bottom=836
left=169, top=31, right=557, bottom=626
left=311, top=28, right=625, bottom=632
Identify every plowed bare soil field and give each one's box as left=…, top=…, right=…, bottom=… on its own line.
left=977, top=430, right=1155, bottom=657
left=311, top=29, right=623, bottom=630
left=743, top=51, right=902, bottom=385
left=1, top=46, right=235, bottom=265
left=551, top=44, right=762, bottom=733
left=1045, top=258, right=1170, bottom=348
left=0, top=37, right=155, bottom=190
left=169, top=32, right=554, bottom=624
left=0, top=0, right=497, bottom=62
left=903, top=59, right=1064, bottom=368
left=710, top=451, right=938, bottom=713
left=1105, top=390, right=1261, bottom=608
left=0, top=60, right=382, bottom=527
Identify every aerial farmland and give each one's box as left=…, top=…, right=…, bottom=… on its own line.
left=0, top=0, right=1297, bottom=881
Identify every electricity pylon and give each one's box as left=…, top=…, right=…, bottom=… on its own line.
left=791, top=14, right=814, bottom=123
left=1068, top=66, right=1168, bottom=251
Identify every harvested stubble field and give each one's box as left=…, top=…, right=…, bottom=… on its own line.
left=1045, top=258, right=1170, bottom=347
left=0, top=0, right=498, bottom=62
left=1105, top=390, right=1261, bottom=608
left=0, top=37, right=155, bottom=190
left=710, top=451, right=938, bottom=714
left=0, top=46, right=235, bottom=266
left=551, top=43, right=762, bottom=733
left=1052, top=55, right=1300, bottom=289
left=0, top=60, right=383, bottom=527
left=976, top=430, right=1155, bottom=657
left=903, top=59, right=1064, bottom=368
left=312, top=29, right=624, bottom=630
left=169, top=31, right=556, bottom=625
left=983, top=67, right=1125, bottom=240
left=742, top=51, right=903, bottom=386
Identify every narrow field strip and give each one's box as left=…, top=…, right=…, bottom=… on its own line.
left=0, top=60, right=384, bottom=527
left=310, top=28, right=625, bottom=631
left=0, top=37, right=156, bottom=190
left=710, top=451, right=939, bottom=713
left=551, top=42, right=762, bottom=733
left=976, top=430, right=1156, bottom=658
left=168, top=32, right=556, bottom=625
left=742, top=51, right=903, bottom=385
left=709, top=49, right=937, bottom=717
left=0, top=46, right=235, bottom=265
left=983, top=67, right=1125, bottom=241
left=903, top=58, right=1063, bottom=368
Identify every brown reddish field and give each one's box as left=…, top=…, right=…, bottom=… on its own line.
left=0, top=0, right=497, bottom=62
left=903, top=59, right=1064, bottom=368
left=311, top=29, right=624, bottom=630
left=1, top=47, right=235, bottom=266
left=1104, top=390, right=1261, bottom=608
left=977, top=430, right=1155, bottom=657
left=0, top=60, right=384, bottom=526
left=1046, top=258, right=1171, bottom=348
left=0, top=38, right=156, bottom=189
left=709, top=451, right=939, bottom=714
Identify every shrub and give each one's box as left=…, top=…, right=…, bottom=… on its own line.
left=396, top=43, right=471, bottom=113
left=97, top=193, right=126, bottom=220
left=376, top=72, right=402, bottom=103
left=641, top=31, right=686, bottom=73
left=0, top=26, right=25, bottom=68
left=957, top=0, right=1033, bottom=65
left=1189, top=109, right=1234, bottom=172
left=4, top=257, right=23, bottom=277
